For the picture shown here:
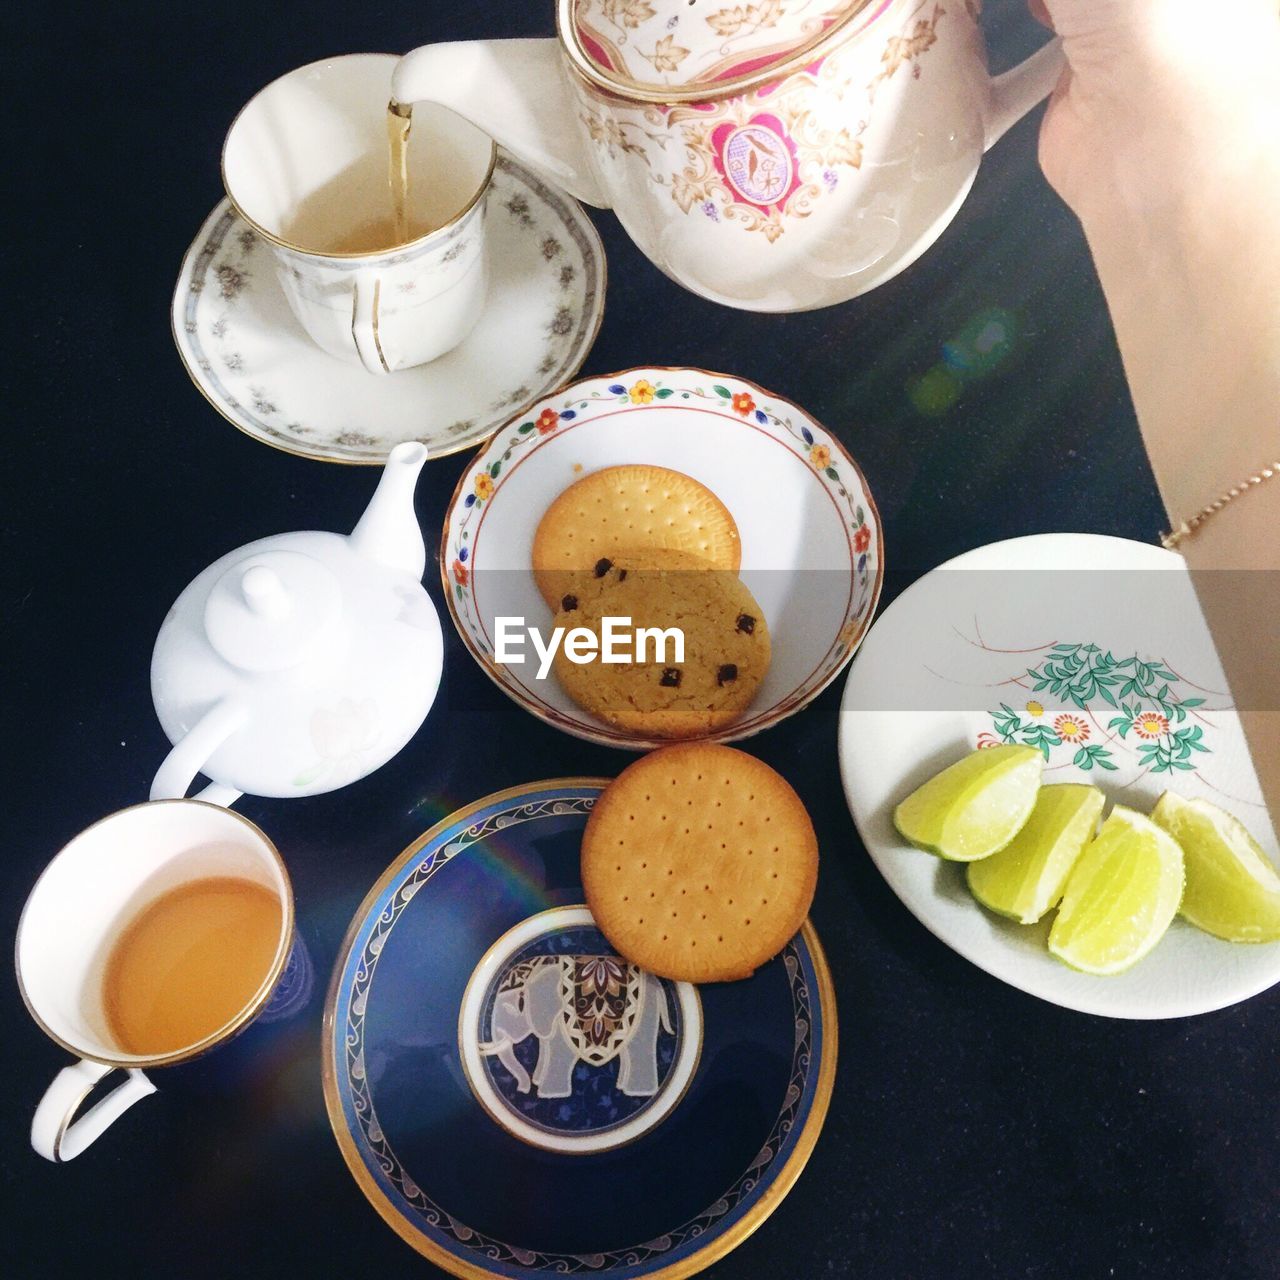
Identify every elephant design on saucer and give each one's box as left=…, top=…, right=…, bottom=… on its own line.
left=459, top=907, right=702, bottom=1154
left=481, top=954, right=673, bottom=1099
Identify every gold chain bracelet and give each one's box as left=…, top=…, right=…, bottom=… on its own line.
left=1161, top=459, right=1280, bottom=549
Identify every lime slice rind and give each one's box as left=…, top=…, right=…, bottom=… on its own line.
left=1048, top=806, right=1184, bottom=976
left=1152, top=791, right=1280, bottom=943
left=893, top=744, right=1042, bottom=862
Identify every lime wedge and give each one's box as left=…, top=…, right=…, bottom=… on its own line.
left=1048, top=806, right=1184, bottom=975
left=966, top=784, right=1105, bottom=923
left=1151, top=791, right=1280, bottom=942
left=894, top=744, right=1042, bottom=862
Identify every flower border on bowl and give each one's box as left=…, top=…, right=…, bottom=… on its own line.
left=440, top=367, right=885, bottom=749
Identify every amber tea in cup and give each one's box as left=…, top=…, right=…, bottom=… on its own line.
left=281, top=101, right=423, bottom=253
left=102, top=875, right=284, bottom=1056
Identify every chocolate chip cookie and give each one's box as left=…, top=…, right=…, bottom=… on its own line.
left=552, top=551, right=770, bottom=738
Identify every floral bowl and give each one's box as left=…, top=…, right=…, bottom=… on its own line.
left=440, top=367, right=883, bottom=748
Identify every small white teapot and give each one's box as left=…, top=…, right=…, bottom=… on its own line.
left=392, top=0, right=1063, bottom=312
left=150, top=442, right=443, bottom=803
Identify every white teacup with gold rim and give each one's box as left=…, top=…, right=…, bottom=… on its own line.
left=17, top=800, right=294, bottom=1162
left=223, top=53, right=495, bottom=374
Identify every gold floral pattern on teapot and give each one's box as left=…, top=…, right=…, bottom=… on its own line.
left=579, top=2, right=945, bottom=241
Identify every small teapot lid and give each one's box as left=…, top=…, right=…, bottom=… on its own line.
left=203, top=550, right=342, bottom=673
left=562, top=0, right=878, bottom=101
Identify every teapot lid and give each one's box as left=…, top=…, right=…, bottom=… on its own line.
left=203, top=550, right=342, bottom=673
left=562, top=0, right=883, bottom=101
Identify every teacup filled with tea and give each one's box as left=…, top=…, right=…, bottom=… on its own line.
left=17, top=800, right=294, bottom=1161
left=222, top=53, right=495, bottom=373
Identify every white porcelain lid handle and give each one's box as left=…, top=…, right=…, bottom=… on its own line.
left=203, top=549, right=342, bottom=672
left=240, top=565, right=293, bottom=620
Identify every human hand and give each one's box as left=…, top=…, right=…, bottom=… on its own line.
left=1033, top=0, right=1280, bottom=225
left=1029, top=3, right=1280, bottom=831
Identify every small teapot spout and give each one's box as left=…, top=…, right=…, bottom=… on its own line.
left=391, top=39, right=608, bottom=209
left=349, top=442, right=428, bottom=580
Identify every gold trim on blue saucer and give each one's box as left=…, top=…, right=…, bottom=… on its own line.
left=321, top=778, right=838, bottom=1280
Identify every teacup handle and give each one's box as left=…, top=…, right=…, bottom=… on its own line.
left=351, top=274, right=390, bottom=375
left=150, top=699, right=247, bottom=807
left=985, top=37, right=1066, bottom=152
left=32, top=1059, right=157, bottom=1162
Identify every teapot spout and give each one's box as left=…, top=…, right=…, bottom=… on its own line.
left=391, top=39, right=608, bottom=209
left=349, top=442, right=428, bottom=580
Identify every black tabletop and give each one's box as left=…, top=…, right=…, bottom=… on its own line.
left=4, top=2, right=1276, bottom=1278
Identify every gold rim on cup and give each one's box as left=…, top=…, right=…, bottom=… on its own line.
left=219, top=53, right=497, bottom=262
left=14, top=798, right=296, bottom=1070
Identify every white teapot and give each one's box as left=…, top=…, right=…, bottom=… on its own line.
left=149, top=442, right=443, bottom=803
left=392, top=0, right=1063, bottom=312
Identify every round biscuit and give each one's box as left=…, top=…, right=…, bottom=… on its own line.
left=582, top=745, right=818, bottom=982
left=532, top=465, right=741, bottom=610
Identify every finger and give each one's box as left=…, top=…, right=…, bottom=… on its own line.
left=1029, top=0, right=1054, bottom=29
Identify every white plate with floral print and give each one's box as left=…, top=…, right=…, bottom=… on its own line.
left=441, top=367, right=883, bottom=749
left=172, top=153, right=605, bottom=464
left=839, top=532, right=1280, bottom=1019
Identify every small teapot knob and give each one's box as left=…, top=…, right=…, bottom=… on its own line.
left=241, top=566, right=293, bottom=621
left=203, top=550, right=341, bottom=673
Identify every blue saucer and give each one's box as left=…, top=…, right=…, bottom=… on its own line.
left=323, top=780, right=837, bottom=1277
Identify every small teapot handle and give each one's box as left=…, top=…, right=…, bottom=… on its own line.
left=150, top=699, right=248, bottom=807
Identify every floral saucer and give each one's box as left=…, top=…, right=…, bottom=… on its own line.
left=440, top=367, right=883, bottom=748
left=839, top=533, right=1280, bottom=1019
left=323, top=780, right=836, bottom=1278
left=172, top=155, right=605, bottom=463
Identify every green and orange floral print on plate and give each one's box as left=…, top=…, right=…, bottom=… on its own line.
left=980, top=643, right=1211, bottom=776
